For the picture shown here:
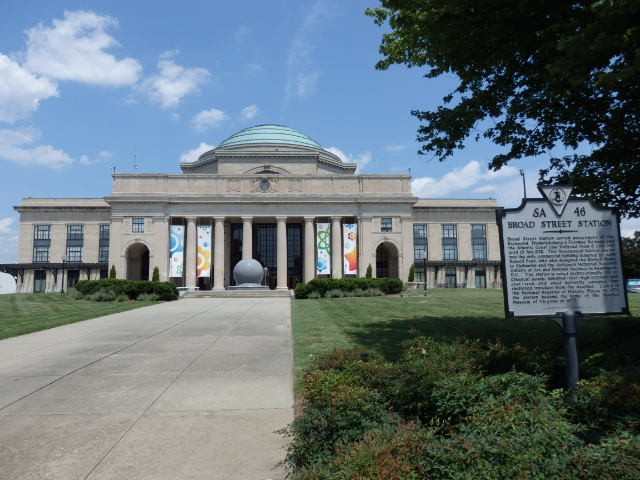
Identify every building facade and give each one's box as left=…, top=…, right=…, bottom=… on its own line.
left=1, top=125, right=502, bottom=293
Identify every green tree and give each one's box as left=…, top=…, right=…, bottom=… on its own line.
left=152, top=266, right=160, bottom=282
left=622, top=231, right=640, bottom=278
left=109, top=265, right=116, bottom=279
left=408, top=264, right=415, bottom=282
left=366, top=264, right=373, bottom=278
left=367, top=1, right=640, bottom=217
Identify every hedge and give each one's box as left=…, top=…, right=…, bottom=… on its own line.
left=75, top=279, right=179, bottom=301
left=294, top=277, right=403, bottom=299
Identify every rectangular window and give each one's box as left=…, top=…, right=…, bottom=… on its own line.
left=442, top=224, right=458, bottom=260
left=475, top=268, right=487, bottom=288
left=381, top=217, right=392, bottom=233
left=34, top=270, right=46, bottom=293
left=445, top=267, right=457, bottom=288
left=66, top=246, right=83, bottom=262
left=33, top=225, right=51, bottom=262
left=132, top=217, right=144, bottom=233
left=34, top=225, right=51, bottom=240
left=99, top=224, right=110, bottom=262
left=415, top=265, right=426, bottom=284
left=33, top=246, right=49, bottom=262
left=413, top=224, right=428, bottom=260
left=471, top=224, right=487, bottom=260
left=66, top=224, right=83, bottom=241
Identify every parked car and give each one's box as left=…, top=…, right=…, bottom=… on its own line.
left=627, top=279, right=640, bottom=293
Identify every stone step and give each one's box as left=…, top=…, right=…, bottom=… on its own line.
left=182, top=289, right=292, bottom=299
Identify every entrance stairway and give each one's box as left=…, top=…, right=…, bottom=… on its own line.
left=182, top=289, right=292, bottom=298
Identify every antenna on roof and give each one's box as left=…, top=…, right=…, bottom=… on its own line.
left=133, top=151, right=138, bottom=172
left=112, top=165, right=116, bottom=175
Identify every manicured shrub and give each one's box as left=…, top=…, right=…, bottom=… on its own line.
left=86, top=289, right=117, bottom=302
left=294, top=278, right=402, bottom=299
left=408, top=264, right=415, bottom=282
left=109, top=265, right=116, bottom=278
left=365, top=264, right=372, bottom=278
left=75, top=279, right=178, bottom=301
left=152, top=266, right=160, bottom=282
left=137, top=292, right=161, bottom=301
left=66, top=287, right=84, bottom=300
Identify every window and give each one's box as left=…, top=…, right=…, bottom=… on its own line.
left=34, top=225, right=51, bottom=239
left=34, top=270, right=46, bottom=293
left=442, top=224, right=458, bottom=260
left=415, top=265, right=426, bottom=284
left=381, top=217, right=392, bottom=233
left=475, top=268, right=487, bottom=288
left=132, top=217, right=144, bottom=233
left=67, top=224, right=83, bottom=240
left=33, top=246, right=49, bottom=262
left=99, top=224, right=110, bottom=262
left=472, top=224, right=487, bottom=260
left=445, top=267, right=457, bottom=288
left=66, top=246, right=82, bottom=262
left=413, top=224, right=428, bottom=260
left=33, top=225, right=51, bottom=262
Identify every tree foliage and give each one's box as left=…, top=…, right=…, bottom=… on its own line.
left=367, top=0, right=640, bottom=217
left=622, top=231, right=640, bottom=278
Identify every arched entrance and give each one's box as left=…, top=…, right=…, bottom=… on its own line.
left=126, top=243, right=150, bottom=280
left=376, top=242, right=399, bottom=278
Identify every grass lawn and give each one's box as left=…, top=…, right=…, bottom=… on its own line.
left=292, top=288, right=640, bottom=383
left=0, top=293, right=158, bottom=340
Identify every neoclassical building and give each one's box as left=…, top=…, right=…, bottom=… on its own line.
left=1, top=125, right=502, bottom=293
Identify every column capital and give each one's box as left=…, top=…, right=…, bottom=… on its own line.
left=241, top=216, right=253, bottom=222
left=331, top=216, right=342, bottom=223
left=213, top=216, right=225, bottom=223
left=276, top=216, right=288, bottom=223
left=304, top=216, right=315, bottom=223
left=185, top=216, right=197, bottom=222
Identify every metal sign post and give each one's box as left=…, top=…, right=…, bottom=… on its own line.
left=496, top=185, right=629, bottom=391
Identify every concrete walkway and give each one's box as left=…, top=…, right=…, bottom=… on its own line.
left=0, top=297, right=293, bottom=480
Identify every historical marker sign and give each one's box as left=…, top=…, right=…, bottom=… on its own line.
left=497, top=186, right=628, bottom=317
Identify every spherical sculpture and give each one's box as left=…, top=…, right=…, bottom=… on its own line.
left=233, top=259, right=265, bottom=287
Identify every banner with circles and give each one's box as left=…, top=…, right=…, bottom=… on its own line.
left=316, top=223, right=331, bottom=275
left=169, top=225, right=184, bottom=278
left=343, top=223, right=358, bottom=275
left=197, top=225, right=212, bottom=277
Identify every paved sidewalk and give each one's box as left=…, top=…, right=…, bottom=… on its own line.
left=0, top=297, right=293, bottom=480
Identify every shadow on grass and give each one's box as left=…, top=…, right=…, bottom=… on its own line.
left=344, top=313, right=640, bottom=375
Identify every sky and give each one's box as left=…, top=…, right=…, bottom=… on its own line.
left=0, top=0, right=637, bottom=262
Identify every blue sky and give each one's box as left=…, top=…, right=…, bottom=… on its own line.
left=0, top=1, right=637, bottom=262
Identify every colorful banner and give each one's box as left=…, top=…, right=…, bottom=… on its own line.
left=169, top=225, right=184, bottom=277
left=316, top=223, right=331, bottom=275
left=343, top=223, right=358, bottom=275
left=197, top=225, right=212, bottom=277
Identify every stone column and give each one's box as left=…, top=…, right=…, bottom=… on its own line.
left=185, top=217, right=197, bottom=290
left=276, top=216, right=288, bottom=290
left=213, top=216, right=225, bottom=291
left=242, top=216, right=253, bottom=260
left=304, top=216, right=315, bottom=283
left=331, top=216, right=342, bottom=279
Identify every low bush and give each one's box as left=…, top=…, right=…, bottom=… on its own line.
left=137, top=293, right=160, bottom=301
left=284, top=338, right=640, bottom=479
left=66, top=288, right=84, bottom=300
left=294, top=277, right=402, bottom=299
left=75, top=279, right=178, bottom=301
left=86, top=289, right=118, bottom=302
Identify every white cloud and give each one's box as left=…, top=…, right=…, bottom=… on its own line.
left=385, top=143, right=408, bottom=153
left=284, top=1, right=329, bottom=102
left=412, top=160, right=519, bottom=199
left=326, top=146, right=372, bottom=173
left=621, top=217, right=640, bottom=239
left=235, top=26, right=251, bottom=42
left=191, top=108, right=228, bottom=131
left=140, top=51, right=210, bottom=109
left=0, top=127, right=74, bottom=169
left=0, top=54, right=59, bottom=123
left=246, top=63, right=262, bottom=73
left=180, top=142, right=215, bottom=164
left=24, top=10, right=142, bottom=86
left=0, top=216, right=18, bottom=263
left=240, top=104, right=259, bottom=120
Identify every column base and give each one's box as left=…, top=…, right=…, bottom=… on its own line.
left=276, top=286, right=289, bottom=291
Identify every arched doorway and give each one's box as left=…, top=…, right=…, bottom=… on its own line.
left=376, top=242, right=399, bottom=278
left=126, top=243, right=150, bottom=280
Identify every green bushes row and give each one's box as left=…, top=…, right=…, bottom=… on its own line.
left=294, top=277, right=403, bottom=299
left=75, top=279, right=179, bottom=301
left=283, top=339, right=640, bottom=479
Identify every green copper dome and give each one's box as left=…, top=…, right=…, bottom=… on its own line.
left=218, top=124, right=322, bottom=149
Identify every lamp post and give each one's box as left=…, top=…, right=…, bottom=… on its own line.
left=519, top=169, right=527, bottom=199
left=423, top=255, right=427, bottom=294
left=60, top=254, right=67, bottom=294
